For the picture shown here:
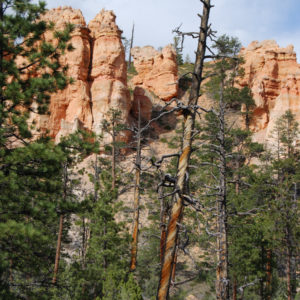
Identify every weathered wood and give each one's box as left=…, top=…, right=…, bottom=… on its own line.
left=156, top=1, right=211, bottom=299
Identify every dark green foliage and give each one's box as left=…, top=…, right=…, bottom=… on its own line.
left=0, top=1, right=79, bottom=297
left=0, top=0, right=73, bottom=145
left=0, top=140, right=65, bottom=298
left=54, top=153, right=142, bottom=300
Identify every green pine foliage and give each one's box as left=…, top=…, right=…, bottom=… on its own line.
left=0, top=0, right=73, bottom=145
left=0, top=1, right=299, bottom=299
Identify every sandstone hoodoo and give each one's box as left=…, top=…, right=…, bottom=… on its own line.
left=38, top=7, right=93, bottom=138
left=31, top=8, right=300, bottom=148
left=31, top=7, right=131, bottom=141
left=240, top=40, right=300, bottom=145
left=88, top=9, right=131, bottom=136
left=131, top=45, right=178, bottom=101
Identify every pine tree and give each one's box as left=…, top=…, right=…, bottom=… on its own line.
left=0, top=0, right=73, bottom=147
left=191, top=35, right=268, bottom=299
left=0, top=1, right=74, bottom=297
left=267, top=111, right=300, bottom=300
left=58, top=152, right=142, bottom=300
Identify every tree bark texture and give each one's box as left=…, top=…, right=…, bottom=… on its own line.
left=157, top=1, right=211, bottom=299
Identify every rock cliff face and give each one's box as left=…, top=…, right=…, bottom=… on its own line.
left=38, top=7, right=93, bottom=139
left=240, top=40, right=300, bottom=144
left=32, top=7, right=131, bottom=141
left=88, top=9, right=130, bottom=135
left=131, top=45, right=178, bottom=101
left=31, top=8, right=300, bottom=147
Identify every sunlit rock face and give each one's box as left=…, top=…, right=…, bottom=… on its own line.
left=29, top=7, right=131, bottom=141
left=131, top=45, right=178, bottom=101
left=36, top=7, right=93, bottom=138
left=239, top=40, right=300, bottom=144
left=88, top=9, right=131, bottom=137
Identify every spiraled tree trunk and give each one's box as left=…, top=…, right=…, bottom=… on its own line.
left=157, top=1, right=211, bottom=299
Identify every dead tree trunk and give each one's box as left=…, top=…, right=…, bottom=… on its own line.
left=52, top=214, right=64, bottom=284
left=233, top=279, right=237, bottom=300
left=130, top=98, right=142, bottom=271
left=266, top=249, right=272, bottom=300
left=52, top=162, right=68, bottom=284
left=128, top=23, right=134, bottom=70
left=112, top=120, right=116, bottom=190
left=215, top=80, right=230, bottom=300
left=159, top=178, right=168, bottom=264
left=287, top=246, right=292, bottom=300
left=157, top=1, right=211, bottom=298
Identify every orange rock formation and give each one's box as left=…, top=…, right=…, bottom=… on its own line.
left=240, top=40, right=300, bottom=144
left=30, top=8, right=300, bottom=147
left=32, top=7, right=131, bottom=141
left=39, top=7, right=93, bottom=139
left=88, top=9, right=130, bottom=135
left=131, top=45, right=178, bottom=101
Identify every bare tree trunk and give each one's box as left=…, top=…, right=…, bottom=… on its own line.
left=81, top=216, right=88, bottom=268
left=159, top=182, right=168, bottom=264
left=52, top=214, right=64, bottom=284
left=157, top=1, right=211, bottom=299
left=216, top=81, right=229, bottom=300
left=266, top=249, right=272, bottom=300
left=287, top=247, right=292, bottom=300
left=130, top=99, right=142, bottom=271
left=128, top=23, right=134, bottom=69
left=112, top=121, right=116, bottom=190
left=233, top=279, right=237, bottom=300
left=171, top=245, right=178, bottom=284
left=52, top=162, right=68, bottom=284
left=94, top=154, right=99, bottom=203
left=286, top=223, right=296, bottom=300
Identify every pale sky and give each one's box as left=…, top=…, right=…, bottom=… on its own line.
left=39, top=0, right=300, bottom=62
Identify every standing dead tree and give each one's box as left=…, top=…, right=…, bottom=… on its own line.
left=156, top=1, right=213, bottom=299
left=130, top=98, right=142, bottom=271
left=128, top=23, right=135, bottom=70
left=129, top=96, right=188, bottom=272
